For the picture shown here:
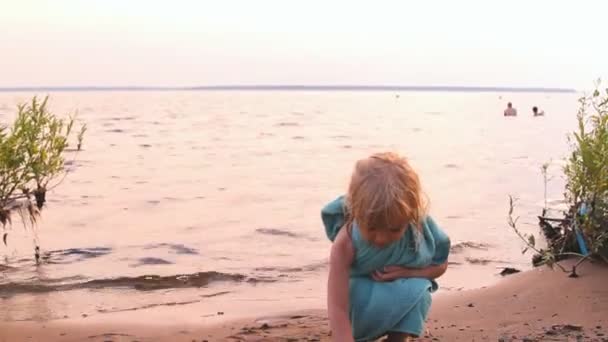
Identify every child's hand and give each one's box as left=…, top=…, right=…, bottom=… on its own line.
left=371, top=266, right=412, bottom=282
left=371, top=262, right=448, bottom=282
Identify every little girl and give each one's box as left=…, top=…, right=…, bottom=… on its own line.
left=322, top=152, right=450, bottom=342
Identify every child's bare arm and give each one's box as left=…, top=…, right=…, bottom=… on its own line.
left=327, top=227, right=355, bottom=342
left=371, top=262, right=448, bottom=282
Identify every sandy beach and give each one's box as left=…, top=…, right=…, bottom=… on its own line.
left=1, top=259, right=606, bottom=341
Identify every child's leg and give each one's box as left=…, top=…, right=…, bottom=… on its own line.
left=384, top=332, right=415, bottom=342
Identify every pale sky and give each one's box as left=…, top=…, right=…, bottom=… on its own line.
left=2, top=0, right=607, bottom=89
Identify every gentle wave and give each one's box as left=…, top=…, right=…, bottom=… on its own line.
left=450, top=242, right=490, bottom=254
left=0, top=271, right=273, bottom=296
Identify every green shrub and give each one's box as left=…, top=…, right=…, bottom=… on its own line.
left=0, top=96, right=85, bottom=261
left=564, top=82, right=608, bottom=260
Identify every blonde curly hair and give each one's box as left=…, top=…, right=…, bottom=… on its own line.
left=346, top=152, right=427, bottom=232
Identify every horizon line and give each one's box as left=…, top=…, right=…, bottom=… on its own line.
left=0, top=84, right=578, bottom=93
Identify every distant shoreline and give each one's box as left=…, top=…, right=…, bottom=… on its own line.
left=0, top=85, right=577, bottom=93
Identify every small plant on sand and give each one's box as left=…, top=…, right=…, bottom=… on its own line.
left=540, top=161, right=551, bottom=213
left=509, top=80, right=608, bottom=276
left=508, top=196, right=589, bottom=277
left=0, top=96, right=85, bottom=263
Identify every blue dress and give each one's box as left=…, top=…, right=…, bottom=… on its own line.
left=321, top=196, right=451, bottom=341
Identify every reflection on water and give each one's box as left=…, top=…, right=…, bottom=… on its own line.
left=0, top=90, right=579, bottom=321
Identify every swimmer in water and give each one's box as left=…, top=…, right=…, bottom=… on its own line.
left=533, top=106, right=545, bottom=116
left=504, top=102, right=517, bottom=116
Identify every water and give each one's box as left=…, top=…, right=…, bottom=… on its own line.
left=0, top=91, right=579, bottom=322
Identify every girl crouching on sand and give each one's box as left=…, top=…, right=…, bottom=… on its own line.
left=322, top=152, right=450, bottom=341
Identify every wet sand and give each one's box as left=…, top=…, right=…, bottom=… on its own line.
left=2, top=260, right=607, bottom=341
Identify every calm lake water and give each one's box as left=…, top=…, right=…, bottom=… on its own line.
left=0, top=90, right=579, bottom=322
